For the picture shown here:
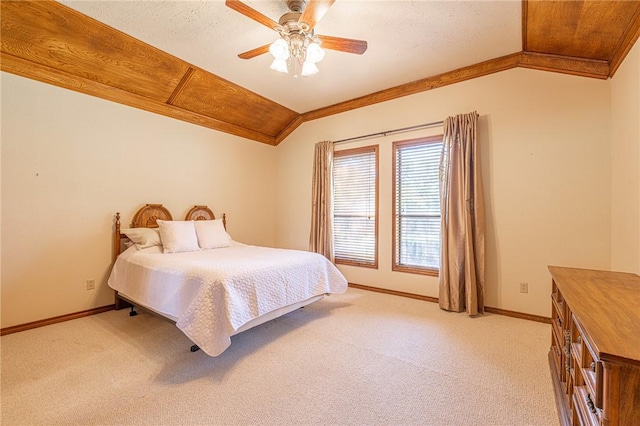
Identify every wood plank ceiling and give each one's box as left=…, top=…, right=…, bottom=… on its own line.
left=2, top=0, right=640, bottom=146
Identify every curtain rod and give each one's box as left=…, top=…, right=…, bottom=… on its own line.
left=334, top=120, right=444, bottom=145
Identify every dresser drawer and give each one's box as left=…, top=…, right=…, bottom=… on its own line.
left=573, top=386, right=600, bottom=426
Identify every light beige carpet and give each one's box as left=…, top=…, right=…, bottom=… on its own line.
left=1, top=288, right=558, bottom=425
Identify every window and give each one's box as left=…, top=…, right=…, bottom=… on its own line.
left=393, top=136, right=442, bottom=275
left=333, top=145, right=378, bottom=268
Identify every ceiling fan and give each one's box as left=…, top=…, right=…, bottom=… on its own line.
left=225, top=0, right=368, bottom=76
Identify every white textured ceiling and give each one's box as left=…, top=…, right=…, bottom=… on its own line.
left=61, top=0, right=522, bottom=113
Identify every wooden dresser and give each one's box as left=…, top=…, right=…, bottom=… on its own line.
left=548, top=266, right=640, bottom=426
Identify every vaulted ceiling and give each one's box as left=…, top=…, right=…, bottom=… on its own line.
left=2, top=1, right=639, bottom=145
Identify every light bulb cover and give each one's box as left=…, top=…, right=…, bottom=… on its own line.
left=305, top=42, right=325, bottom=63
left=269, top=38, right=290, bottom=60
left=270, top=58, right=289, bottom=73
left=301, top=60, right=319, bottom=76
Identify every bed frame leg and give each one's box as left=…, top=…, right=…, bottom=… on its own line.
left=190, top=344, right=200, bottom=353
left=129, top=307, right=138, bottom=317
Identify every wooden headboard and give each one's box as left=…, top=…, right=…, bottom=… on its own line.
left=131, top=204, right=173, bottom=228
left=113, top=204, right=173, bottom=261
left=113, top=204, right=226, bottom=261
left=185, top=205, right=226, bottom=229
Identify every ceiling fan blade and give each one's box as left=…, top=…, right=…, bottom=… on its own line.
left=225, top=0, right=279, bottom=30
left=299, top=0, right=335, bottom=30
left=318, top=35, right=368, bottom=55
left=238, top=44, right=271, bottom=59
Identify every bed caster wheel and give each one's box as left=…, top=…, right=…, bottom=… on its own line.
left=129, top=307, right=137, bottom=317
left=190, top=345, right=200, bottom=353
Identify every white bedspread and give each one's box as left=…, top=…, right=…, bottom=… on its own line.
left=108, top=243, right=347, bottom=356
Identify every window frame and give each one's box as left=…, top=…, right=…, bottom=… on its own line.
left=392, top=135, right=443, bottom=276
left=333, top=145, right=379, bottom=269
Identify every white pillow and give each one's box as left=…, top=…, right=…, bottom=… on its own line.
left=157, top=220, right=200, bottom=253
left=194, top=219, right=231, bottom=249
left=121, top=227, right=162, bottom=249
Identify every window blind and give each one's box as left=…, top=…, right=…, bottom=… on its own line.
left=394, top=139, right=442, bottom=271
left=333, top=147, right=378, bottom=267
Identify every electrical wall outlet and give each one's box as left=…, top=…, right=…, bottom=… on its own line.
left=86, top=279, right=95, bottom=290
left=519, top=282, right=528, bottom=293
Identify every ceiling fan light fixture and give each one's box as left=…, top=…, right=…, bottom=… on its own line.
left=269, top=38, right=290, bottom=60
left=301, top=60, right=319, bottom=76
left=228, top=0, right=368, bottom=77
left=305, top=41, right=325, bottom=63
left=270, top=58, right=289, bottom=73
left=268, top=35, right=325, bottom=76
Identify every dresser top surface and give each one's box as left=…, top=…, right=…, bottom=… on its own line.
left=548, top=266, right=640, bottom=366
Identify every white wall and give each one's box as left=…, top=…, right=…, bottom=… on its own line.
left=275, top=68, right=612, bottom=317
left=1, top=73, right=277, bottom=328
left=610, top=41, right=640, bottom=274
left=1, top=60, right=623, bottom=327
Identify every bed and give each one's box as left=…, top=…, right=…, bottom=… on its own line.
left=108, top=204, right=347, bottom=356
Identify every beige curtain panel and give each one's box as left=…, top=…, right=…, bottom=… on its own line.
left=309, top=140, right=335, bottom=262
left=439, top=112, right=486, bottom=315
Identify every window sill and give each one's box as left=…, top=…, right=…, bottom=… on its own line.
left=392, top=264, right=439, bottom=277
left=336, top=259, right=378, bottom=269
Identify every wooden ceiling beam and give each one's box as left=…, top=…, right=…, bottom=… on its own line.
left=521, top=0, right=530, bottom=52
left=524, top=0, right=640, bottom=62
left=275, top=115, right=304, bottom=146
left=608, top=7, right=640, bottom=77
left=518, top=52, right=609, bottom=79
left=301, top=53, right=522, bottom=123
left=166, top=67, right=196, bottom=105
left=0, top=53, right=276, bottom=145
left=294, top=50, right=615, bottom=134
left=1, top=0, right=187, bottom=103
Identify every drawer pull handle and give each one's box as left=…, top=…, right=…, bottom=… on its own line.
left=590, top=361, right=596, bottom=372
left=586, top=393, right=597, bottom=414
left=577, top=335, right=582, bottom=344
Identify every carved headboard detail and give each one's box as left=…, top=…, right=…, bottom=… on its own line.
left=185, top=205, right=226, bottom=229
left=185, top=205, right=215, bottom=221
left=131, top=204, right=173, bottom=228
left=113, top=204, right=173, bottom=261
